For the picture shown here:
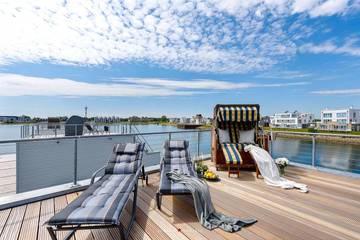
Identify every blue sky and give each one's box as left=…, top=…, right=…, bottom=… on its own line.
left=0, top=0, right=359, bottom=118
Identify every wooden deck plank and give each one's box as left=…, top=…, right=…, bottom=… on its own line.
left=0, top=208, right=11, bottom=237
left=0, top=205, right=26, bottom=240
left=38, top=198, right=54, bottom=240
left=216, top=172, right=360, bottom=233
left=0, top=164, right=359, bottom=240
left=18, top=202, right=40, bottom=240
left=209, top=175, right=360, bottom=240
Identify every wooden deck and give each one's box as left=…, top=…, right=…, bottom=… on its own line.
left=0, top=154, right=16, bottom=198
left=0, top=163, right=359, bottom=240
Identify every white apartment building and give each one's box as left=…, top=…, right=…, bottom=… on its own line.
left=319, top=107, right=360, bottom=131
left=270, top=111, right=314, bottom=129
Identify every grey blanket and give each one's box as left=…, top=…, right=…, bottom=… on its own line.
left=166, top=171, right=257, bottom=232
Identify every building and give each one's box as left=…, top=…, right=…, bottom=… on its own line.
left=179, top=117, right=191, bottom=124
left=260, top=116, right=271, bottom=127
left=169, top=118, right=180, bottom=123
left=191, top=114, right=205, bottom=125
left=318, top=107, right=360, bottom=132
left=270, top=111, right=314, bottom=129
left=298, top=113, right=314, bottom=128
left=0, top=115, right=31, bottom=123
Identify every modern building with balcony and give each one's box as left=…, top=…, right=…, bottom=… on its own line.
left=318, top=107, right=360, bottom=132
left=270, top=111, right=314, bottom=129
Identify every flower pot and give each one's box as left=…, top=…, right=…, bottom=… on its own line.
left=277, top=165, right=285, bottom=176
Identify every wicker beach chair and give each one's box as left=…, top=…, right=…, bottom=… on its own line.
left=211, top=104, right=269, bottom=178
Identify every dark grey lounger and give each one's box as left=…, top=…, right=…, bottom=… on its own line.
left=46, top=142, right=145, bottom=240
left=156, top=140, right=196, bottom=209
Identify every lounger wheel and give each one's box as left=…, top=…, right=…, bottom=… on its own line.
left=156, top=192, right=162, bottom=210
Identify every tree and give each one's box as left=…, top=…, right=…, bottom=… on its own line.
left=159, top=115, right=169, bottom=123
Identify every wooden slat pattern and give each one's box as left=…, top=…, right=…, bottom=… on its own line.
left=0, top=205, right=26, bottom=240
left=18, top=202, right=40, bottom=240
left=0, top=164, right=359, bottom=240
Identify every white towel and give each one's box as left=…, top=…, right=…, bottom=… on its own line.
left=244, top=145, right=308, bottom=193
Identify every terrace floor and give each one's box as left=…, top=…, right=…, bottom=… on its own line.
left=0, top=163, right=359, bottom=240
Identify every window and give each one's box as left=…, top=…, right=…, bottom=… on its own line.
left=336, top=112, right=347, bottom=118
left=323, top=113, right=332, bottom=118
left=354, top=112, right=356, bottom=118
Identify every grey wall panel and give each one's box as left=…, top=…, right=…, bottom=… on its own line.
left=16, top=135, right=134, bottom=193
left=77, top=135, right=134, bottom=180
left=17, top=139, right=75, bottom=193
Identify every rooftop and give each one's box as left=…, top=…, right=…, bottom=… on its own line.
left=1, top=163, right=359, bottom=240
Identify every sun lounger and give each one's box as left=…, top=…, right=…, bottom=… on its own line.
left=46, top=142, right=145, bottom=240
left=156, top=140, right=196, bottom=210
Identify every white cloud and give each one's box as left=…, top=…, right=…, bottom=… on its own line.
left=311, top=88, right=360, bottom=95
left=299, top=39, right=360, bottom=56
left=310, top=0, right=349, bottom=17
left=0, top=0, right=358, bottom=73
left=293, top=0, right=321, bottom=13
left=0, top=73, right=308, bottom=97
left=115, top=77, right=309, bottom=89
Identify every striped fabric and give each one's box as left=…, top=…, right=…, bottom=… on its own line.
left=113, top=142, right=139, bottom=154
left=159, top=162, right=196, bottom=194
left=217, top=106, right=259, bottom=123
left=163, top=140, right=191, bottom=164
left=159, top=140, right=195, bottom=194
left=105, top=143, right=144, bottom=174
left=47, top=142, right=145, bottom=226
left=221, top=143, right=243, bottom=164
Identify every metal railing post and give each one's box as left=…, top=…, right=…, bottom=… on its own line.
left=312, top=135, right=316, bottom=167
left=269, top=130, right=273, bottom=155
left=73, top=138, right=78, bottom=186
left=31, top=125, right=34, bottom=138
left=197, top=131, right=200, bottom=157
left=168, top=132, right=171, bottom=140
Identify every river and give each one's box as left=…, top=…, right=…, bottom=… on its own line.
left=0, top=124, right=359, bottom=174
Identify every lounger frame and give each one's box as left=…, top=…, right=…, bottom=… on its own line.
left=47, top=182, right=137, bottom=240
left=47, top=159, right=145, bottom=240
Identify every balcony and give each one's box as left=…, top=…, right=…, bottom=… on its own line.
left=0, top=164, right=359, bottom=240
left=0, top=129, right=359, bottom=239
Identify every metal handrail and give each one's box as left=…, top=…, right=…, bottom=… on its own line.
left=129, top=125, right=154, bottom=152
left=0, top=129, right=212, bottom=144
left=269, top=130, right=360, bottom=138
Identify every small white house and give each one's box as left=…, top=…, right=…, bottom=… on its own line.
left=192, top=114, right=205, bottom=124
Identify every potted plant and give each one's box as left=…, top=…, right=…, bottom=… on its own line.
left=195, top=161, right=208, bottom=177
left=275, top=158, right=289, bottom=176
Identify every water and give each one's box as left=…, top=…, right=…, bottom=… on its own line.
left=1, top=124, right=359, bottom=174
left=272, top=137, right=360, bottom=174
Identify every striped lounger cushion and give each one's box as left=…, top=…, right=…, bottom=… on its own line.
left=221, top=143, right=243, bottom=165
left=159, top=140, right=195, bottom=194
left=47, top=142, right=145, bottom=226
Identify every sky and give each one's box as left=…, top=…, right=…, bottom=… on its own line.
left=0, top=0, right=359, bottom=118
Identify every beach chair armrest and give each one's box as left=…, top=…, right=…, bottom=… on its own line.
left=90, top=165, right=106, bottom=185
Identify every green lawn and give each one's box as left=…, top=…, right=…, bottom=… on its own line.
left=264, top=127, right=360, bottom=135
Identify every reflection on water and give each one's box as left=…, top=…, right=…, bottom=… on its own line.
left=272, top=137, right=360, bottom=174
